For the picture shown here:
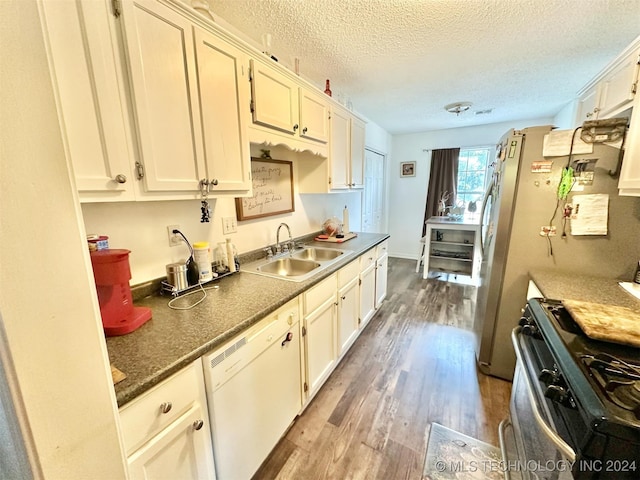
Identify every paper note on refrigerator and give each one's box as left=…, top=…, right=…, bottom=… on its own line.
left=543, top=130, right=593, bottom=156
left=570, top=194, right=609, bottom=235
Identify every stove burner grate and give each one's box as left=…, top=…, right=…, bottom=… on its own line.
left=582, top=353, right=640, bottom=419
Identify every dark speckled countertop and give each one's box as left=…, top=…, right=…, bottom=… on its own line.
left=107, top=232, right=389, bottom=407
left=529, top=268, right=640, bottom=310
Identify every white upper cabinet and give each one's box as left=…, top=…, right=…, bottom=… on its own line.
left=249, top=58, right=330, bottom=157
left=330, top=106, right=365, bottom=190
left=299, top=88, right=330, bottom=143
left=575, top=42, right=640, bottom=126
left=619, top=89, right=640, bottom=195
left=193, top=27, right=251, bottom=191
left=115, top=0, right=251, bottom=195
left=250, top=59, right=300, bottom=135
left=40, top=0, right=135, bottom=202
left=120, top=0, right=206, bottom=192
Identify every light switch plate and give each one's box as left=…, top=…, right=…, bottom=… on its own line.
left=222, top=217, right=237, bottom=234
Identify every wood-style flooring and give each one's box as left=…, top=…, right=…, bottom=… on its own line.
left=254, top=257, right=512, bottom=480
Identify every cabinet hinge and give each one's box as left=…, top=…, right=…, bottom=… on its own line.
left=303, top=382, right=308, bottom=392
left=250, top=99, right=255, bottom=114
left=135, top=161, right=145, bottom=180
left=358, top=278, right=362, bottom=286
left=632, top=81, right=637, bottom=95
left=301, top=326, right=306, bottom=337
left=328, top=177, right=332, bottom=185
left=358, top=317, right=361, bottom=325
left=111, top=0, right=121, bottom=17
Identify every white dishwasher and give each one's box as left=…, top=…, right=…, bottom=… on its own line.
left=202, top=299, right=302, bottom=480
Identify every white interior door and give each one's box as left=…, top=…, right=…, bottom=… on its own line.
left=362, top=149, right=385, bottom=233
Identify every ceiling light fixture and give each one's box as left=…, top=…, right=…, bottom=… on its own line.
left=444, top=102, right=473, bottom=116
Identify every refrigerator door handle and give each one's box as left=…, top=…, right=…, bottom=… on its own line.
left=479, top=187, right=492, bottom=256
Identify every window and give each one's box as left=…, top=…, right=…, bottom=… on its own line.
left=456, top=147, right=491, bottom=216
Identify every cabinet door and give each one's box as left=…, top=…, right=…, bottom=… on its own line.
left=41, top=0, right=134, bottom=200
left=338, top=278, right=359, bottom=356
left=194, top=27, right=251, bottom=191
left=250, top=59, right=299, bottom=134
left=359, top=260, right=376, bottom=328
left=329, top=107, right=351, bottom=190
left=127, top=405, right=215, bottom=480
left=120, top=0, right=205, bottom=192
left=299, top=88, right=329, bottom=143
left=375, top=253, right=389, bottom=308
left=350, top=117, right=366, bottom=188
left=304, top=297, right=337, bottom=397
left=598, top=53, right=640, bottom=118
left=619, top=95, right=640, bottom=194
left=576, top=85, right=600, bottom=124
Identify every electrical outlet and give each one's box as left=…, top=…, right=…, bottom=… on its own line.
left=222, top=216, right=237, bottom=234
left=167, top=225, right=182, bottom=246
left=539, top=226, right=557, bottom=237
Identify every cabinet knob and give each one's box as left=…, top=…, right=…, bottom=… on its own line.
left=293, top=124, right=299, bottom=131
left=159, top=402, right=172, bottom=414
left=302, top=127, right=308, bottom=134
left=193, top=419, right=204, bottom=431
left=211, top=179, right=219, bottom=186
left=114, top=174, right=127, bottom=184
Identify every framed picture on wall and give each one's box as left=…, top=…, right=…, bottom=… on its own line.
left=400, top=161, right=416, bottom=177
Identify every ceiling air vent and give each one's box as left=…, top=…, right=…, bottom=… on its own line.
left=475, top=109, right=493, bottom=115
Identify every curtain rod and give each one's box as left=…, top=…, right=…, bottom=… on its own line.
left=422, top=144, right=496, bottom=153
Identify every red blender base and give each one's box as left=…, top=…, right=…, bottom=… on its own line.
left=103, top=306, right=152, bottom=336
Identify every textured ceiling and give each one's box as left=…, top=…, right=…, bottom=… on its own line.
left=202, top=0, right=640, bottom=134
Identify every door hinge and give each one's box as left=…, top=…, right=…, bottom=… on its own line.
left=301, top=326, right=306, bottom=337
left=135, top=161, right=145, bottom=180
left=303, top=382, right=308, bottom=392
left=111, top=0, right=121, bottom=17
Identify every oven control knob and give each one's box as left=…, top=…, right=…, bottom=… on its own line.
left=521, top=324, right=537, bottom=336
left=518, top=316, right=530, bottom=327
left=544, top=385, right=568, bottom=404
left=538, top=368, right=558, bottom=385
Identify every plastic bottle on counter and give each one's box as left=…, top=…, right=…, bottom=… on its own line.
left=193, top=241, right=213, bottom=282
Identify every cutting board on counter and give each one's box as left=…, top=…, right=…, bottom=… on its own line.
left=563, top=299, right=640, bottom=347
left=314, top=232, right=358, bottom=243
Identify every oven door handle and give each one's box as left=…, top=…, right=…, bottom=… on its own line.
left=511, top=327, right=576, bottom=462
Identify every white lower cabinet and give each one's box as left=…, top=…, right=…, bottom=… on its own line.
left=119, top=361, right=216, bottom=480
left=303, top=274, right=338, bottom=399
left=359, top=250, right=377, bottom=328
left=337, top=261, right=361, bottom=356
left=375, top=241, right=389, bottom=307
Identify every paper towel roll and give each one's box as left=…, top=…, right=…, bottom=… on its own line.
left=343, top=205, right=349, bottom=234
left=226, top=238, right=236, bottom=273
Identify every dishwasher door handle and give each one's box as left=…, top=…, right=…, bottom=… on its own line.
left=281, top=332, right=293, bottom=346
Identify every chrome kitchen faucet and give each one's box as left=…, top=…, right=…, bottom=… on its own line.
left=276, top=223, right=293, bottom=254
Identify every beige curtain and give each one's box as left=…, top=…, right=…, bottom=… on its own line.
left=422, top=148, right=460, bottom=236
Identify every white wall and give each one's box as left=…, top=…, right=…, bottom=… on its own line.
left=0, top=1, right=127, bottom=477
left=553, top=100, right=578, bottom=130
left=387, top=117, right=554, bottom=259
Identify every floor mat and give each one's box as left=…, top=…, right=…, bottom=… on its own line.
left=423, top=423, right=504, bottom=480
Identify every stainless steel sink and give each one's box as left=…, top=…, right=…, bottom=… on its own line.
left=292, top=247, right=344, bottom=261
left=256, top=258, right=321, bottom=277
left=241, top=245, right=353, bottom=282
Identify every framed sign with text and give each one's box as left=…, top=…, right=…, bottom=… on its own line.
left=235, top=158, right=294, bottom=220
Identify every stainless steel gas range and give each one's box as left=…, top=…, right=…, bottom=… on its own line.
left=499, top=298, right=640, bottom=480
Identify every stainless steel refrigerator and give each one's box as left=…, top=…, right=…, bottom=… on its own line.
left=473, top=124, right=639, bottom=380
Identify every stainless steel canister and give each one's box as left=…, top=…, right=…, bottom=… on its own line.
left=166, top=263, right=188, bottom=292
